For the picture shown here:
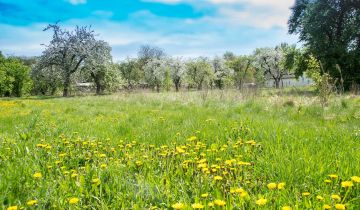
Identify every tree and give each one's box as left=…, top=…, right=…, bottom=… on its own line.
left=211, top=56, right=233, bottom=89
left=0, top=57, right=32, bottom=97
left=144, top=58, right=168, bottom=92
left=224, top=55, right=253, bottom=89
left=31, top=65, right=62, bottom=95
left=138, top=45, right=165, bottom=73
left=289, top=0, right=360, bottom=90
left=118, top=58, right=142, bottom=90
left=168, top=57, right=186, bottom=91
left=38, top=23, right=100, bottom=96
left=186, top=57, right=213, bottom=90
left=81, top=40, right=113, bottom=95
left=254, top=44, right=295, bottom=88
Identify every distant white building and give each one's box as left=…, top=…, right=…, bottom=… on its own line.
left=265, top=74, right=314, bottom=88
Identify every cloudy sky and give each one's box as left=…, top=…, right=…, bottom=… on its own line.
left=0, top=0, right=297, bottom=60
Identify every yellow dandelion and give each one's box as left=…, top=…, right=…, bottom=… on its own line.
left=172, top=203, right=185, bottom=209
left=208, top=202, right=214, bottom=207
left=26, top=200, right=38, bottom=206
left=329, top=174, right=338, bottom=179
left=69, top=197, right=79, bottom=204
left=316, top=195, right=324, bottom=201
left=100, top=164, right=107, bottom=169
left=341, top=181, right=353, bottom=188
left=7, top=206, right=17, bottom=210
left=33, top=172, right=42, bottom=179
left=351, top=176, right=360, bottom=183
left=201, top=193, right=209, bottom=198
left=71, top=173, right=78, bottom=178
left=278, top=182, right=286, bottom=189
left=282, top=206, right=291, bottom=210
left=302, top=192, right=310, bottom=196
left=267, top=182, right=277, bottom=190
left=91, top=178, right=101, bottom=186
left=214, top=176, right=223, bottom=181
left=323, top=204, right=331, bottom=210
left=214, top=199, right=226, bottom=206
left=335, top=204, right=346, bottom=210
left=240, top=191, right=249, bottom=198
left=324, top=179, right=332, bottom=183
left=255, top=198, right=267, bottom=206
left=191, top=203, right=204, bottom=209
left=331, top=194, right=341, bottom=201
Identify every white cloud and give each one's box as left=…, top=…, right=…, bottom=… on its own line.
left=143, top=0, right=295, bottom=28
left=67, top=0, right=87, bottom=5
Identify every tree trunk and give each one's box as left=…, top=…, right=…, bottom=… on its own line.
left=175, top=83, right=179, bottom=92
left=274, top=79, right=280, bottom=89
left=63, top=74, right=71, bottom=97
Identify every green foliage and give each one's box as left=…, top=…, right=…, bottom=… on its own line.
left=118, top=59, right=142, bottom=89
left=289, top=0, right=360, bottom=89
left=0, top=57, right=32, bottom=97
left=186, top=58, right=214, bottom=90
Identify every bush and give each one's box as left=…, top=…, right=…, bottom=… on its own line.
left=0, top=57, right=32, bottom=97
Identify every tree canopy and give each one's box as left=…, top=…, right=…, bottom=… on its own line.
left=289, top=0, right=360, bottom=89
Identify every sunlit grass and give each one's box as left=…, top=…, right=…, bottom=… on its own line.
left=0, top=89, right=359, bottom=209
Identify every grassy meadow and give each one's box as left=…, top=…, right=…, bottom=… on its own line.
left=0, top=89, right=359, bottom=209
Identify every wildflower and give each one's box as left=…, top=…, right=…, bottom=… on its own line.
left=191, top=203, right=204, bottom=209
left=201, top=193, right=209, bottom=198
left=324, top=179, right=332, bottom=183
left=7, top=206, right=17, bottom=210
left=302, top=192, right=310, bottom=196
left=135, top=161, right=143, bottom=166
left=91, top=178, right=101, bottom=186
left=71, top=173, right=78, bottom=178
left=33, top=172, right=42, bottom=179
left=100, top=164, right=107, bottom=169
left=214, top=199, right=226, bottom=206
left=278, top=182, right=286, bottom=189
left=240, top=191, right=249, bottom=198
left=341, top=181, right=353, bottom=188
left=172, top=203, right=185, bottom=209
left=214, top=176, right=223, bottom=181
left=351, top=176, right=360, bottom=183
left=331, top=194, right=341, bottom=201
left=329, top=174, right=338, bottom=179
left=208, top=202, right=214, bottom=207
left=99, top=154, right=106, bottom=158
left=69, top=197, right=79, bottom=204
left=26, top=200, right=38, bottom=206
left=335, top=204, right=346, bottom=210
left=282, top=206, right=291, bottom=210
left=316, top=195, right=324, bottom=201
left=323, top=204, right=331, bottom=209
left=255, top=198, right=267, bottom=206
left=267, top=182, right=277, bottom=190
left=187, top=136, right=197, bottom=141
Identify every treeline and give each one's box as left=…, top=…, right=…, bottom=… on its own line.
left=0, top=24, right=304, bottom=97
left=1, top=0, right=360, bottom=97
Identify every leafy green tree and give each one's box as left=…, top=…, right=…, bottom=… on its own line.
left=289, top=0, right=360, bottom=90
left=211, top=56, right=233, bottom=89
left=81, top=40, right=114, bottom=95
left=118, top=58, right=142, bottom=90
left=144, top=58, right=168, bottom=92
left=224, top=55, right=253, bottom=89
left=0, top=56, right=32, bottom=97
left=168, top=57, right=186, bottom=92
left=186, top=57, right=213, bottom=90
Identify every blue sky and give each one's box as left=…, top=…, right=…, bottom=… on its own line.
left=0, top=0, right=297, bottom=60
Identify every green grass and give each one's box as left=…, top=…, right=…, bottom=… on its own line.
left=0, top=89, right=359, bottom=209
